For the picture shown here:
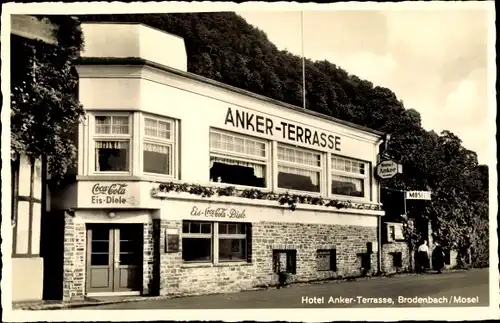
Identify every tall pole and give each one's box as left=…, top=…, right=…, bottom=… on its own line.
left=301, top=10, right=306, bottom=109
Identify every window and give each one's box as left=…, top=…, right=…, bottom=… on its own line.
left=331, top=156, right=368, bottom=198
left=387, top=223, right=404, bottom=242
left=209, top=129, right=268, bottom=188
left=218, top=223, right=247, bottom=261
left=182, top=221, right=250, bottom=263
left=277, top=145, right=322, bottom=193
left=316, top=249, right=337, bottom=271
left=94, top=115, right=131, bottom=172
left=272, top=249, right=297, bottom=274
left=143, top=117, right=175, bottom=176
left=392, top=252, right=403, bottom=268
left=182, top=221, right=213, bottom=262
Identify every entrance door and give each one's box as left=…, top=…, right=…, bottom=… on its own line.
left=86, top=224, right=142, bottom=295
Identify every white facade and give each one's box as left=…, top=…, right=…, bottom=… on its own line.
left=53, top=23, right=386, bottom=221
left=51, top=23, right=389, bottom=299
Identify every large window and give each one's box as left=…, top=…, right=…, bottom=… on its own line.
left=218, top=223, right=247, bottom=261
left=331, top=156, right=368, bottom=198
left=143, top=117, right=175, bottom=176
left=277, top=145, right=322, bottom=193
left=209, top=129, right=268, bottom=188
left=182, top=221, right=250, bottom=263
left=94, top=115, right=131, bottom=172
left=182, top=221, right=213, bottom=262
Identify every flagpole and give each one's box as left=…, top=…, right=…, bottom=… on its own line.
left=301, top=10, right=306, bottom=109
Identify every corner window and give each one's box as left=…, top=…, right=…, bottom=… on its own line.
left=93, top=115, right=131, bottom=172
left=316, top=249, right=337, bottom=271
left=181, top=220, right=251, bottom=264
left=331, top=156, right=369, bottom=198
left=209, top=129, right=268, bottom=188
left=143, top=117, right=175, bottom=176
left=277, top=145, right=322, bottom=193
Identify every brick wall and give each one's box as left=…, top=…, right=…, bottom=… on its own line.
left=155, top=220, right=378, bottom=297
left=142, top=222, right=154, bottom=295
left=381, top=242, right=410, bottom=273
left=63, top=213, right=86, bottom=301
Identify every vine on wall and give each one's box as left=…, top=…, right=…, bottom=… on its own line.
left=152, top=182, right=382, bottom=211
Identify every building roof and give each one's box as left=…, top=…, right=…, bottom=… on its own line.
left=77, top=56, right=387, bottom=138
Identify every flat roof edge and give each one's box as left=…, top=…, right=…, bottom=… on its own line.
left=76, top=56, right=387, bottom=138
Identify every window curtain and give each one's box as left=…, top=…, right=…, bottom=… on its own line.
left=278, top=147, right=320, bottom=167
left=210, top=157, right=265, bottom=178
left=331, top=174, right=362, bottom=191
left=278, top=165, right=319, bottom=185
left=95, top=141, right=129, bottom=149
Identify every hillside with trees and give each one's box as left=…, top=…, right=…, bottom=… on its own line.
left=78, top=13, right=489, bottom=267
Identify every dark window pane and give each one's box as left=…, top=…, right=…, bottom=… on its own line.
left=182, top=222, right=189, bottom=233
left=120, top=240, right=140, bottom=253
left=119, top=252, right=140, bottom=265
left=277, top=171, right=320, bottom=193
left=91, top=253, right=109, bottom=266
left=143, top=143, right=170, bottom=174
left=219, top=223, right=227, bottom=234
left=92, top=228, right=110, bottom=241
left=210, top=158, right=266, bottom=188
left=227, top=224, right=237, bottom=234
left=190, top=222, right=200, bottom=233
left=219, top=238, right=246, bottom=261
left=91, top=241, right=109, bottom=253
left=119, top=226, right=141, bottom=241
left=331, top=176, right=364, bottom=197
left=392, top=252, right=403, bottom=267
left=182, top=238, right=212, bottom=262
left=201, top=223, right=212, bottom=234
left=96, top=141, right=129, bottom=172
left=316, top=250, right=331, bottom=271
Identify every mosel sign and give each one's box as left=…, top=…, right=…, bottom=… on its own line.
left=406, top=191, right=432, bottom=200
left=376, top=160, right=402, bottom=179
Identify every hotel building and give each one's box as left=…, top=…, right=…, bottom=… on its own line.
left=15, top=22, right=410, bottom=301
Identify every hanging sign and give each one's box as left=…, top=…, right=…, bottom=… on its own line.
left=405, top=191, right=432, bottom=200
left=376, top=160, right=401, bottom=179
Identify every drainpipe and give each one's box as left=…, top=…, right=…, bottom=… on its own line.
left=375, top=135, right=385, bottom=274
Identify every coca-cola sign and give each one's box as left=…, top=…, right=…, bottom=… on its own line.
left=91, top=183, right=129, bottom=205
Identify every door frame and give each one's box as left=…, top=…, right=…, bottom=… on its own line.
left=85, top=224, right=143, bottom=297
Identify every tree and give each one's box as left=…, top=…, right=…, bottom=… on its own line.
left=10, top=16, right=85, bottom=224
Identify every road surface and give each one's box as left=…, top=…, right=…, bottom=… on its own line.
left=88, top=268, right=489, bottom=309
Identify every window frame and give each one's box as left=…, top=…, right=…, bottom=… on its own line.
left=142, top=115, right=177, bottom=178
left=90, top=112, right=133, bottom=176
left=181, top=220, right=251, bottom=264
left=316, top=249, right=337, bottom=272
left=272, top=249, right=297, bottom=274
left=209, top=128, right=271, bottom=190
left=275, top=143, right=325, bottom=195
left=329, top=154, right=370, bottom=201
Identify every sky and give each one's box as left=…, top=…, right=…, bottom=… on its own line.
left=237, top=9, right=493, bottom=165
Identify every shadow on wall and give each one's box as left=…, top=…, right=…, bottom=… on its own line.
left=41, top=209, right=65, bottom=300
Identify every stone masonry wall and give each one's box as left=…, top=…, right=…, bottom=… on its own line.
left=381, top=242, right=410, bottom=273
left=142, top=222, right=154, bottom=295
left=156, top=220, right=378, bottom=297
left=63, top=213, right=86, bottom=301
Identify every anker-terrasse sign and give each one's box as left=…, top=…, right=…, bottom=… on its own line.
left=224, top=107, right=342, bottom=151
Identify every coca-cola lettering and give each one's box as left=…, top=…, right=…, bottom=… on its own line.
left=92, top=183, right=127, bottom=195
left=190, top=205, right=247, bottom=219
left=91, top=183, right=129, bottom=205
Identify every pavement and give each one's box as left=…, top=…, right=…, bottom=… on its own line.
left=82, top=268, right=490, bottom=309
